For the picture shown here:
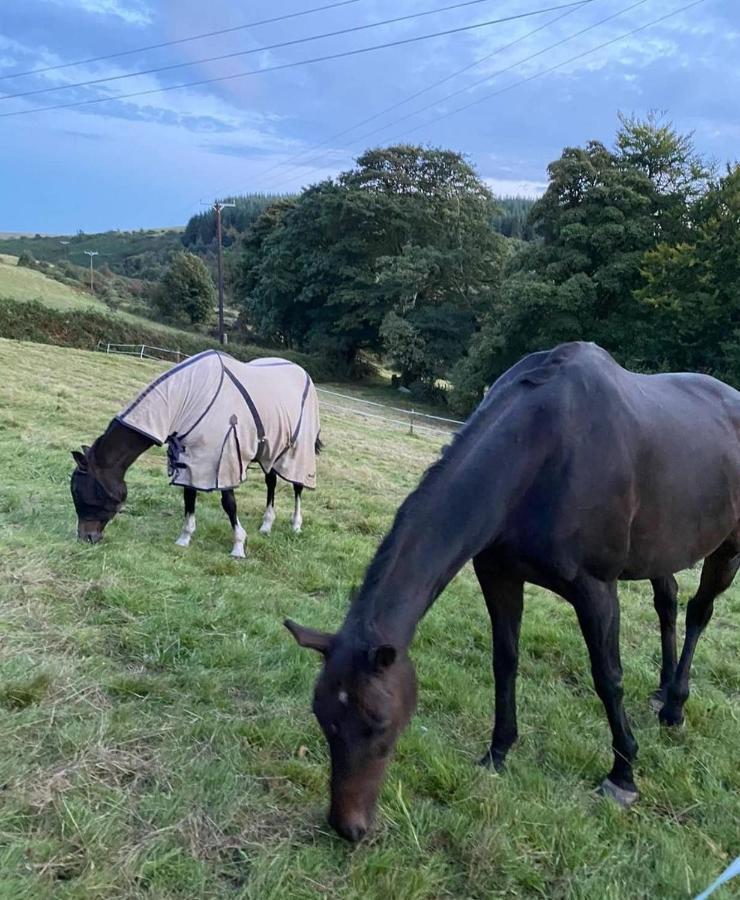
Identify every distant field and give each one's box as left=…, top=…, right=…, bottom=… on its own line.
left=0, top=254, right=220, bottom=345
left=0, top=339, right=738, bottom=898
left=0, top=255, right=106, bottom=312
left=0, top=228, right=184, bottom=280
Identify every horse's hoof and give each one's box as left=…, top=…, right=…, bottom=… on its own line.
left=175, top=536, right=191, bottom=548
left=659, top=705, right=685, bottom=728
left=478, top=749, right=505, bottom=772
left=649, top=688, right=666, bottom=713
left=259, top=525, right=272, bottom=536
left=230, top=547, right=246, bottom=559
left=292, top=525, right=302, bottom=534
left=598, top=778, right=639, bottom=808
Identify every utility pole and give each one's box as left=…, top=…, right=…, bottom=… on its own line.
left=59, top=240, right=70, bottom=260
left=84, top=249, right=98, bottom=293
left=213, top=200, right=235, bottom=345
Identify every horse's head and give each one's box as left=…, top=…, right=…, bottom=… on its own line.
left=285, top=619, right=417, bottom=842
left=70, top=446, right=127, bottom=543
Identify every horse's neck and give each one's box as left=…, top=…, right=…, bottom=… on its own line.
left=343, top=436, right=514, bottom=650
left=92, top=419, right=154, bottom=479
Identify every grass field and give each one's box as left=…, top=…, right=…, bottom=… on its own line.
left=0, top=339, right=738, bottom=899
left=0, top=255, right=106, bottom=312
left=0, top=254, right=236, bottom=346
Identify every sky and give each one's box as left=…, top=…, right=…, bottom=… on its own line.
left=0, top=0, right=738, bottom=233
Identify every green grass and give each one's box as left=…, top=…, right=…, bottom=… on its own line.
left=0, top=257, right=201, bottom=338
left=0, top=255, right=107, bottom=312
left=0, top=339, right=738, bottom=899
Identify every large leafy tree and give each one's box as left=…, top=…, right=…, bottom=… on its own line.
left=235, top=145, right=506, bottom=381
left=154, top=251, right=215, bottom=324
left=636, top=165, right=740, bottom=377
left=451, top=117, right=710, bottom=412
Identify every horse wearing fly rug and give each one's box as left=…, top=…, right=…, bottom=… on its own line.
left=286, top=341, right=740, bottom=842
left=70, top=350, right=322, bottom=555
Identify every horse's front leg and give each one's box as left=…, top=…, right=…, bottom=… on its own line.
left=292, top=484, right=303, bottom=533
left=473, top=553, right=523, bottom=771
left=175, top=487, right=197, bottom=547
left=259, top=470, right=277, bottom=535
left=569, top=576, right=638, bottom=806
left=221, top=489, right=246, bottom=558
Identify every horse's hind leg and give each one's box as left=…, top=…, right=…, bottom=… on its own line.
left=260, top=470, right=277, bottom=535
left=473, top=553, right=523, bottom=771
left=175, top=487, right=197, bottom=547
left=292, top=484, right=303, bottom=533
left=221, top=489, right=247, bottom=559
left=649, top=575, right=678, bottom=711
left=660, top=537, right=740, bottom=726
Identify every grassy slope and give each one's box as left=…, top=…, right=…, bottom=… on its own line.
left=0, top=254, right=237, bottom=345
left=0, top=340, right=738, bottom=899
left=0, top=255, right=106, bottom=312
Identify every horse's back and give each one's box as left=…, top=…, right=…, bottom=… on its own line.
left=476, top=343, right=740, bottom=580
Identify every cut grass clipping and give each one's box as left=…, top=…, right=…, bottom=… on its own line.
left=0, top=338, right=738, bottom=899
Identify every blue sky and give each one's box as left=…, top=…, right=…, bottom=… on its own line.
left=1, top=0, right=738, bottom=233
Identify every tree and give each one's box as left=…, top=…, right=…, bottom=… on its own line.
left=154, top=251, right=215, bottom=324
left=235, top=145, right=506, bottom=383
left=451, top=116, right=711, bottom=412
left=636, top=164, right=740, bottom=378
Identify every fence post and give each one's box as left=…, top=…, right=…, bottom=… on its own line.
left=140, top=345, right=145, bottom=359
left=409, top=408, right=415, bottom=436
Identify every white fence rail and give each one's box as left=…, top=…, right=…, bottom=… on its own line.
left=96, top=341, right=186, bottom=363
left=96, top=341, right=464, bottom=438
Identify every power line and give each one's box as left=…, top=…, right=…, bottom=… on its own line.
left=250, top=0, right=598, bottom=191
left=1, top=0, right=588, bottom=102
left=0, top=0, right=364, bottom=82
left=389, top=0, right=709, bottom=144
left=265, top=0, right=650, bottom=190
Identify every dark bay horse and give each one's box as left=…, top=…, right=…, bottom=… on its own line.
left=286, top=342, right=740, bottom=841
left=71, top=351, right=322, bottom=555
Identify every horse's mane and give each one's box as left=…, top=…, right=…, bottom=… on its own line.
left=350, top=342, right=612, bottom=627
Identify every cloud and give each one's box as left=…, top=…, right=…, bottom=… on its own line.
left=42, top=0, right=153, bottom=27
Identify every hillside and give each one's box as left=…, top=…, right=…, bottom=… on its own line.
left=0, top=339, right=737, bottom=898
left=0, top=253, right=106, bottom=312
left=0, top=228, right=183, bottom=280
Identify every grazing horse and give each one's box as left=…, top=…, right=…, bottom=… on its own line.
left=286, top=341, right=740, bottom=842
left=71, top=351, right=322, bottom=555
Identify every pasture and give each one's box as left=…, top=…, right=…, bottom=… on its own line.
left=0, top=338, right=738, bottom=898
left=0, top=254, right=106, bottom=312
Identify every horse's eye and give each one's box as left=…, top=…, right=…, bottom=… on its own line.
left=329, top=723, right=338, bottom=735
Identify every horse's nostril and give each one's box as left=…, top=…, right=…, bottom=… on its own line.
left=331, top=816, right=367, bottom=843
left=348, top=824, right=367, bottom=843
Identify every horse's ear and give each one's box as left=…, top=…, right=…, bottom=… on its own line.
left=284, top=618, right=333, bottom=655
left=81, top=444, right=91, bottom=454
left=71, top=450, right=87, bottom=470
left=369, top=644, right=396, bottom=672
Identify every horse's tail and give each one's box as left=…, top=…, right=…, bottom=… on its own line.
left=315, top=432, right=324, bottom=455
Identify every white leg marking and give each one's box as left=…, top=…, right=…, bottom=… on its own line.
left=175, top=513, right=196, bottom=547
left=259, top=504, right=276, bottom=535
left=231, top=519, right=247, bottom=558
left=291, top=494, right=303, bottom=534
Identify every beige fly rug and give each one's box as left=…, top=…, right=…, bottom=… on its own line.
left=117, top=350, right=320, bottom=491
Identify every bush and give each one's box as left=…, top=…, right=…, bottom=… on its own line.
left=0, top=297, right=341, bottom=382
left=154, top=252, right=215, bottom=324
